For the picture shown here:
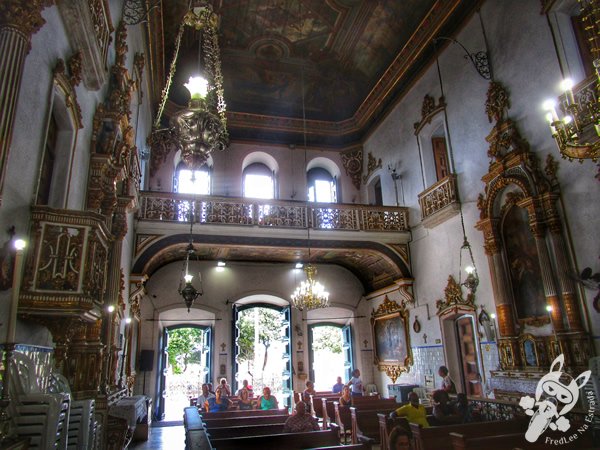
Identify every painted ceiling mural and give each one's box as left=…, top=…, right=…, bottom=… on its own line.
left=153, top=0, right=477, bottom=145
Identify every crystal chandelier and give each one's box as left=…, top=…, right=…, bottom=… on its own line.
left=178, top=213, right=202, bottom=312
left=291, top=263, right=329, bottom=311
left=543, top=0, right=600, bottom=162
left=148, top=1, right=228, bottom=170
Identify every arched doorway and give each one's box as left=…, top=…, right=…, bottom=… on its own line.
left=307, top=323, right=354, bottom=390
left=233, top=299, right=292, bottom=409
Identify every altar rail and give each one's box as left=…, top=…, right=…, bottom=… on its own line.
left=139, top=192, right=409, bottom=232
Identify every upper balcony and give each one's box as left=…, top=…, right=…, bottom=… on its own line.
left=134, top=191, right=413, bottom=293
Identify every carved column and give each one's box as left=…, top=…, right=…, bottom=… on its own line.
left=544, top=199, right=583, bottom=331
left=529, top=220, right=564, bottom=332
left=100, top=197, right=131, bottom=389
left=0, top=0, right=53, bottom=203
left=478, top=218, right=521, bottom=369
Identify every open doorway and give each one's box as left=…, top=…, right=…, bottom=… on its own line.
left=308, top=324, right=353, bottom=390
left=157, top=325, right=211, bottom=421
left=233, top=304, right=292, bottom=408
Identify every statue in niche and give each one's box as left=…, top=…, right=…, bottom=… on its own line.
left=503, top=206, right=546, bottom=319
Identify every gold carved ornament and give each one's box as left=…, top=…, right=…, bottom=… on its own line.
left=436, top=275, right=476, bottom=316
left=341, top=147, right=363, bottom=190
left=362, top=152, right=382, bottom=183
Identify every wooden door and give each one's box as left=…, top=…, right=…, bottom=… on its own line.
left=432, top=137, right=449, bottom=181
left=456, top=316, right=483, bottom=396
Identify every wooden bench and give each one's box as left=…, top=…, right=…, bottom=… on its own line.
left=201, top=413, right=288, bottom=428
left=183, top=407, right=210, bottom=450
left=310, top=393, right=340, bottom=420
left=208, top=425, right=340, bottom=450
left=184, top=406, right=204, bottom=431
left=305, top=444, right=371, bottom=450
left=321, top=398, right=337, bottom=430
left=449, top=430, right=595, bottom=450
left=350, top=405, right=397, bottom=444
left=206, top=422, right=285, bottom=439
left=410, top=418, right=528, bottom=450
left=200, top=408, right=288, bottom=420
left=378, top=413, right=412, bottom=450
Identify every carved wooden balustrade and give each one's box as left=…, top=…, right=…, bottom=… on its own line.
left=417, top=174, right=460, bottom=227
left=139, top=192, right=410, bottom=232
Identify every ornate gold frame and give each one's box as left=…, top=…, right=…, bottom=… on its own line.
left=371, top=296, right=412, bottom=383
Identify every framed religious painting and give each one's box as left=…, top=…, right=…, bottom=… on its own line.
left=371, top=296, right=412, bottom=383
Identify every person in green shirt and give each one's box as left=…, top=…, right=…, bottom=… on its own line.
left=389, top=392, right=429, bottom=428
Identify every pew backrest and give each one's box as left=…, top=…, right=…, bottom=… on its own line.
left=350, top=406, right=396, bottom=445
left=208, top=425, right=340, bottom=450
left=200, top=408, right=288, bottom=420
left=206, top=422, right=285, bottom=439
left=201, top=413, right=288, bottom=428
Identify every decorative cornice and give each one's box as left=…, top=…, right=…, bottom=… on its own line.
left=53, top=55, right=83, bottom=129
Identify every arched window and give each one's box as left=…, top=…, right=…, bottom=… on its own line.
left=243, top=163, right=274, bottom=199
left=307, top=167, right=337, bottom=203
left=174, top=162, right=211, bottom=195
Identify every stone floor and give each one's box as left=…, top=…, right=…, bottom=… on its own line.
left=129, top=424, right=185, bottom=449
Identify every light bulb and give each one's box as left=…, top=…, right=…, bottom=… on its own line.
left=184, top=76, right=209, bottom=100
left=490, top=313, right=496, bottom=319
left=14, top=239, right=26, bottom=250
left=465, top=265, right=475, bottom=274
left=560, top=78, right=574, bottom=92
left=542, top=99, right=556, bottom=111
left=546, top=305, right=553, bottom=312
left=107, top=305, right=115, bottom=313
left=563, top=115, right=573, bottom=124
left=184, top=274, right=193, bottom=283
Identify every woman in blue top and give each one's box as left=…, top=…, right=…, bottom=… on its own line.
left=205, top=387, right=231, bottom=412
left=257, top=386, right=279, bottom=410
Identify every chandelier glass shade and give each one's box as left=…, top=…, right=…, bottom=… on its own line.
left=543, top=0, right=600, bottom=162
left=459, top=237, right=479, bottom=293
left=291, top=264, right=329, bottom=311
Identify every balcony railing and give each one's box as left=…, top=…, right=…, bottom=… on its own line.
left=417, top=174, right=460, bottom=227
left=138, top=192, right=409, bottom=232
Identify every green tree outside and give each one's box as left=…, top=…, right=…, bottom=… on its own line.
left=168, top=327, right=205, bottom=374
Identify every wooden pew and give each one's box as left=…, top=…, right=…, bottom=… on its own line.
left=183, top=407, right=210, bottom=450
left=410, top=418, right=528, bottom=450
left=333, top=398, right=397, bottom=444
left=449, top=430, right=595, bottom=450
left=208, top=425, right=340, bottom=450
left=321, top=398, right=337, bottom=430
left=350, top=405, right=397, bottom=445
left=378, top=413, right=411, bottom=450
left=310, top=393, right=340, bottom=423
left=306, top=445, right=371, bottom=450
left=206, top=422, right=285, bottom=439
left=201, top=413, right=288, bottom=428
left=199, top=408, right=288, bottom=420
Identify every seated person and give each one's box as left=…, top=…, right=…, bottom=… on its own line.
left=257, top=386, right=279, bottom=410
left=332, top=376, right=344, bottom=394
left=431, top=389, right=460, bottom=425
left=196, top=383, right=215, bottom=409
left=303, top=380, right=316, bottom=402
left=451, top=393, right=473, bottom=423
left=339, top=385, right=352, bottom=406
left=236, top=379, right=253, bottom=397
left=219, top=377, right=232, bottom=396
left=389, top=424, right=412, bottom=450
left=237, top=386, right=254, bottom=410
left=283, top=401, right=320, bottom=433
left=205, top=387, right=232, bottom=412
left=389, top=391, right=429, bottom=428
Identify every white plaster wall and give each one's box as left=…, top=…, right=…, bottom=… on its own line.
left=364, top=0, right=600, bottom=360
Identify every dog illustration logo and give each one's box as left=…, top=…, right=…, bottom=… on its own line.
left=519, top=354, right=591, bottom=443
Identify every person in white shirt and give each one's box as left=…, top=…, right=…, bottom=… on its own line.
left=346, top=368, right=364, bottom=397
left=196, top=383, right=215, bottom=408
